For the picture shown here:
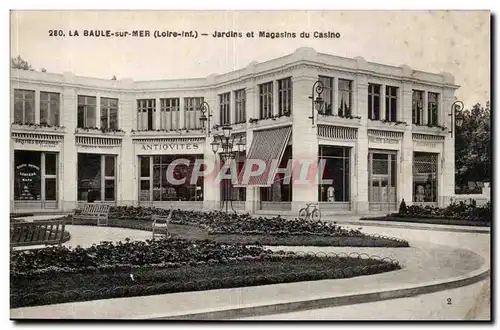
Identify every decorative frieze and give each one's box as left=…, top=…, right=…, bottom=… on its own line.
left=75, top=136, right=122, bottom=148
left=318, top=125, right=358, bottom=140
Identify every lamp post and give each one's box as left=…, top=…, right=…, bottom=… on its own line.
left=448, top=100, right=464, bottom=137
left=308, top=80, right=325, bottom=126
left=198, top=101, right=213, bottom=136
left=210, top=125, right=246, bottom=213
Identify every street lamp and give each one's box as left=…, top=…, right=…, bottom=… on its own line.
left=308, top=80, right=325, bottom=125
left=198, top=101, right=214, bottom=136
left=448, top=100, right=464, bottom=137
left=211, top=126, right=246, bottom=213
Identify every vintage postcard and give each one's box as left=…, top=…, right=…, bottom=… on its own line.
left=9, top=10, right=491, bottom=321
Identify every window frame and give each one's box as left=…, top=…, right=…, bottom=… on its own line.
left=40, top=91, right=60, bottom=126
left=259, top=81, right=273, bottom=119
left=14, top=89, right=35, bottom=125
left=338, top=79, right=352, bottom=117
left=368, top=83, right=381, bottom=120
left=318, top=76, right=334, bottom=115
left=77, top=95, right=97, bottom=128
left=160, top=98, right=180, bottom=130
left=184, top=97, right=203, bottom=129
left=385, top=86, right=398, bottom=122
left=427, top=92, right=439, bottom=126
left=234, top=89, right=246, bottom=124
left=277, top=77, right=293, bottom=116
left=100, top=97, right=119, bottom=130
left=219, top=92, right=231, bottom=125
left=137, top=99, right=156, bottom=131
left=412, top=90, right=424, bottom=125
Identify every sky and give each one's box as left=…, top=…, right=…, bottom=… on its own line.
left=10, top=10, right=490, bottom=109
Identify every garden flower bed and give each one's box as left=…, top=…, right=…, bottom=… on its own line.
left=361, top=200, right=491, bottom=227
left=66, top=207, right=410, bottom=247
left=10, top=238, right=401, bottom=308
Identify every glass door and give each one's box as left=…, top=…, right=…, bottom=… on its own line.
left=368, top=151, right=397, bottom=211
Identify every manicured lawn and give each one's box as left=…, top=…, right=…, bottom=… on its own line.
left=67, top=217, right=409, bottom=247
left=11, top=256, right=399, bottom=308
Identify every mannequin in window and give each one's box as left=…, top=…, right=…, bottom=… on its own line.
left=327, top=186, right=335, bottom=202
left=415, top=185, right=425, bottom=202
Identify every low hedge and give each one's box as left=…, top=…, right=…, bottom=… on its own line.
left=397, top=200, right=491, bottom=222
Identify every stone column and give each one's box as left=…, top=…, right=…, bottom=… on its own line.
left=354, top=73, right=369, bottom=214
left=400, top=82, right=414, bottom=205
left=291, top=67, right=319, bottom=215
left=203, top=138, right=219, bottom=211
left=61, top=72, right=78, bottom=212
left=441, top=89, right=456, bottom=206
left=244, top=85, right=257, bottom=213
left=118, top=79, right=136, bottom=206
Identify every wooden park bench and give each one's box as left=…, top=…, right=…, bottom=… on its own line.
left=72, top=203, right=110, bottom=226
left=152, top=209, right=172, bottom=239
left=10, top=219, right=66, bottom=250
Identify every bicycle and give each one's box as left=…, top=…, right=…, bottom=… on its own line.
left=298, top=203, right=321, bottom=221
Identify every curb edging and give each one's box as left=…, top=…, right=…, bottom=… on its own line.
left=147, top=266, right=490, bottom=320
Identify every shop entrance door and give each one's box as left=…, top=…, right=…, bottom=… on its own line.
left=368, top=151, right=397, bottom=212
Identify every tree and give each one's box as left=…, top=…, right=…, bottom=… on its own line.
left=40, top=68, right=47, bottom=73
left=111, top=75, right=117, bottom=80
left=455, top=102, right=491, bottom=189
left=11, top=55, right=34, bottom=71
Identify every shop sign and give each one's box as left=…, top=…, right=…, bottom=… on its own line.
left=415, top=141, right=439, bottom=149
left=139, top=143, right=201, bottom=151
left=13, top=138, right=59, bottom=149
left=368, top=136, right=399, bottom=144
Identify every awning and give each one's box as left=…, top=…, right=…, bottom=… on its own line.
left=235, top=126, right=292, bottom=187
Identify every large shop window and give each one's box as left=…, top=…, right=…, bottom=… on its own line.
left=14, top=151, right=58, bottom=204
left=160, top=98, right=180, bottom=130
left=318, top=76, right=334, bottom=115
left=412, top=90, right=424, bottom=125
left=139, top=155, right=204, bottom=201
left=318, top=146, right=350, bottom=202
left=184, top=97, right=203, bottom=129
left=77, top=154, right=116, bottom=202
left=219, top=93, right=231, bottom=125
left=137, top=99, right=156, bottom=131
left=14, top=89, right=35, bottom=124
left=77, top=95, right=97, bottom=128
left=278, top=77, right=292, bottom=116
left=220, top=151, right=246, bottom=202
left=234, top=89, right=246, bottom=124
left=259, top=82, right=273, bottom=119
left=101, top=97, right=119, bottom=130
left=260, top=145, right=293, bottom=202
left=40, top=92, right=60, bottom=126
left=413, top=152, right=438, bottom=203
left=338, top=79, right=352, bottom=117
left=368, top=83, right=381, bottom=120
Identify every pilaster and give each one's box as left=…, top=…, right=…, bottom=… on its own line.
left=61, top=79, right=77, bottom=211
left=401, top=82, right=414, bottom=205
left=291, top=68, right=319, bottom=214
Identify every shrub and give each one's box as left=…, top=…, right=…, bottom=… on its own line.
left=397, top=200, right=490, bottom=222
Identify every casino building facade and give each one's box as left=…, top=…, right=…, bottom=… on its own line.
left=10, top=47, right=459, bottom=215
